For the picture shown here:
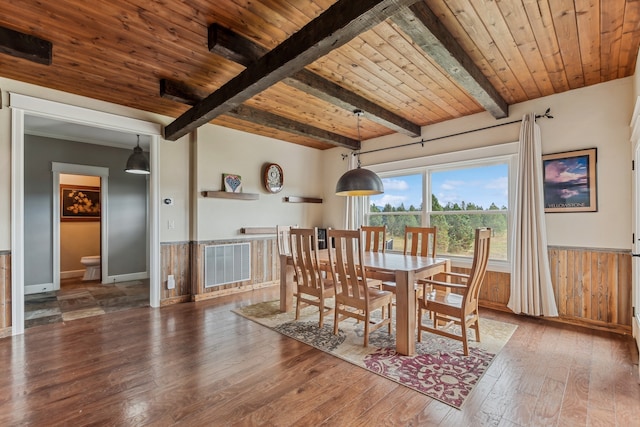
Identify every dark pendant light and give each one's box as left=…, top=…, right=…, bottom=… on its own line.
left=125, top=135, right=150, bottom=175
left=335, top=110, right=384, bottom=196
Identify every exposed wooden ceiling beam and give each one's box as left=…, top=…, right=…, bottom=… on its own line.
left=391, top=3, right=509, bottom=119
left=282, top=70, right=420, bottom=137
left=207, top=23, right=265, bottom=68
left=160, top=78, right=360, bottom=149
left=208, top=24, right=421, bottom=137
left=0, top=26, right=52, bottom=65
left=159, top=79, right=201, bottom=105
left=226, top=106, right=361, bottom=150
left=164, top=0, right=421, bottom=141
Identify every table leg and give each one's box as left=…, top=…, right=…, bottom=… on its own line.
left=279, top=254, right=294, bottom=312
left=394, top=270, right=416, bottom=356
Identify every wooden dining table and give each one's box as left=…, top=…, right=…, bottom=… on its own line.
left=279, top=250, right=450, bottom=356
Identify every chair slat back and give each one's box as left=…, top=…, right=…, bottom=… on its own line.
left=464, top=227, right=492, bottom=312
left=328, top=229, right=368, bottom=303
left=289, top=227, right=324, bottom=291
left=404, top=226, right=437, bottom=258
left=276, top=225, right=297, bottom=256
left=361, top=226, right=386, bottom=253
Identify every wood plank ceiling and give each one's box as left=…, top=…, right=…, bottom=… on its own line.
left=0, top=0, right=639, bottom=150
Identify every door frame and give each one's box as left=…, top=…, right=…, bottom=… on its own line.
left=630, top=96, right=640, bottom=360
left=10, top=93, right=162, bottom=335
left=52, top=164, right=109, bottom=290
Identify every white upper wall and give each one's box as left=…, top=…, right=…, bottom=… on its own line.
left=194, top=124, right=325, bottom=240
left=323, top=77, right=634, bottom=250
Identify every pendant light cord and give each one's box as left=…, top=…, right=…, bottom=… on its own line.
left=355, top=109, right=363, bottom=167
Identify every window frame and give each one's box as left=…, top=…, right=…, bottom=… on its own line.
left=364, top=142, right=519, bottom=273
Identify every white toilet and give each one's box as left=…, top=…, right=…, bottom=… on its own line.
left=80, top=256, right=101, bottom=281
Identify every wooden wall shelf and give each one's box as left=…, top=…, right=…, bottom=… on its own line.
left=240, top=227, right=276, bottom=234
left=283, top=196, right=323, bottom=203
left=202, top=191, right=259, bottom=200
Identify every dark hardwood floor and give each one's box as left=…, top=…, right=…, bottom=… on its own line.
left=2, top=286, right=638, bottom=426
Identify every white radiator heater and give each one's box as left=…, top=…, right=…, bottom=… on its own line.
left=204, top=243, right=251, bottom=288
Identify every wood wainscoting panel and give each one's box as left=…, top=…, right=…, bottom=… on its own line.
left=192, top=238, right=279, bottom=301
left=477, top=269, right=511, bottom=308
left=0, top=253, right=11, bottom=332
left=158, top=239, right=632, bottom=333
left=450, top=266, right=511, bottom=312
left=455, top=246, right=631, bottom=334
left=548, top=247, right=632, bottom=332
left=160, top=242, right=191, bottom=305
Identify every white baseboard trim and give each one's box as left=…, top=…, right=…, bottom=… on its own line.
left=104, top=272, right=149, bottom=284
left=60, top=270, right=85, bottom=279
left=25, top=283, right=55, bottom=295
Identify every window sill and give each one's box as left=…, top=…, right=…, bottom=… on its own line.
left=448, top=256, right=511, bottom=273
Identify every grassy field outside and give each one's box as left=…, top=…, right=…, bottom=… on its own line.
left=386, top=230, right=507, bottom=260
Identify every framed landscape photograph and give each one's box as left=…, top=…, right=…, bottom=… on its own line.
left=60, top=185, right=101, bottom=221
left=542, top=148, right=597, bottom=213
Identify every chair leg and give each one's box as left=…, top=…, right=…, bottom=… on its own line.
left=363, top=311, right=370, bottom=347
left=417, top=306, right=423, bottom=342
left=387, top=302, right=392, bottom=334
left=461, top=321, right=469, bottom=356
left=333, top=306, right=340, bottom=336
left=318, top=298, right=324, bottom=328
left=295, top=293, right=301, bottom=321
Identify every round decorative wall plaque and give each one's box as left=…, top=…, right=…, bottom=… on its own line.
left=264, top=163, right=284, bottom=193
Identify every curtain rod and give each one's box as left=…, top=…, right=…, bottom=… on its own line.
left=352, top=108, right=553, bottom=157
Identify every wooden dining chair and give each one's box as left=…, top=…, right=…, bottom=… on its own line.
left=361, top=225, right=394, bottom=294
left=290, top=227, right=334, bottom=327
left=417, top=227, right=491, bottom=355
left=276, top=224, right=297, bottom=256
left=404, top=226, right=437, bottom=257
left=327, top=229, right=393, bottom=347
left=361, top=225, right=387, bottom=253
left=381, top=226, right=438, bottom=295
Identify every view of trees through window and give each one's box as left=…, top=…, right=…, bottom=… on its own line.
left=366, top=163, right=509, bottom=260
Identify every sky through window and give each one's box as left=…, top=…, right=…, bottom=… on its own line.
left=371, top=164, right=508, bottom=210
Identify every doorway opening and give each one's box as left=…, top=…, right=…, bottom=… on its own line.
left=59, top=173, right=102, bottom=284
left=11, top=93, right=161, bottom=335
left=24, top=164, right=151, bottom=328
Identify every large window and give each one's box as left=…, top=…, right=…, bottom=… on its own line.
left=366, top=157, right=513, bottom=266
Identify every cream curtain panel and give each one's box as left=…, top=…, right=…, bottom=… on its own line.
left=508, top=113, right=559, bottom=316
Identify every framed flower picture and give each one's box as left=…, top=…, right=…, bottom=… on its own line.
left=60, top=185, right=101, bottom=221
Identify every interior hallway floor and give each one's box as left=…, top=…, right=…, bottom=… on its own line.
left=24, top=277, right=149, bottom=329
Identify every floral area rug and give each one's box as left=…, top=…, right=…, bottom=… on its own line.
left=233, top=301, right=517, bottom=409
